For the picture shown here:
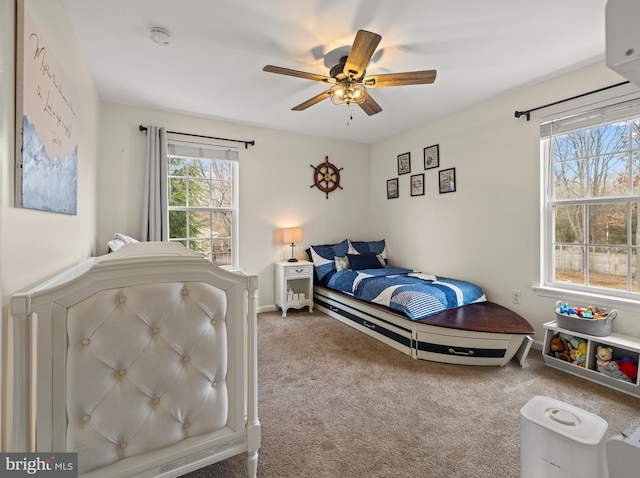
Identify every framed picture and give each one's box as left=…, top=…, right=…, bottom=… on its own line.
left=387, top=178, right=399, bottom=199
left=410, top=174, right=424, bottom=196
left=439, top=168, right=456, bottom=194
left=15, top=0, right=78, bottom=215
left=397, top=152, right=411, bottom=175
left=424, top=144, right=439, bottom=170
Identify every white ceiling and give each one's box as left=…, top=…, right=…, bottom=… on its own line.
left=60, top=0, right=608, bottom=144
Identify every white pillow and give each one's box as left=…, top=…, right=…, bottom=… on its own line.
left=334, top=256, right=351, bottom=271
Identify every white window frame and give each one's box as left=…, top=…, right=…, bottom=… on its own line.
left=167, top=138, right=239, bottom=270
left=537, top=94, right=640, bottom=310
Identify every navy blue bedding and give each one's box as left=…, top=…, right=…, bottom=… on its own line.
left=322, top=266, right=486, bottom=321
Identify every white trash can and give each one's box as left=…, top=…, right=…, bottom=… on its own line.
left=520, top=396, right=608, bottom=478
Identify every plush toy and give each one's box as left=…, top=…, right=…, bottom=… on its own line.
left=548, top=335, right=572, bottom=362
left=569, top=341, right=588, bottom=367
left=596, top=346, right=613, bottom=371
left=616, top=357, right=638, bottom=381
left=600, top=361, right=634, bottom=382
left=558, top=334, right=587, bottom=367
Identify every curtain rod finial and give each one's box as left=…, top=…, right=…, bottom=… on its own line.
left=139, top=125, right=147, bottom=132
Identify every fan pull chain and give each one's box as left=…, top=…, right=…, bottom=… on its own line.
left=347, top=106, right=353, bottom=126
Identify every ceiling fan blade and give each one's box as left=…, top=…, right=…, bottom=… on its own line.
left=292, top=90, right=333, bottom=111
left=343, top=30, right=381, bottom=79
left=365, top=70, right=437, bottom=88
left=263, top=65, right=333, bottom=83
left=359, top=92, right=382, bottom=116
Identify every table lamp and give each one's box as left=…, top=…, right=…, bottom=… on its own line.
left=282, top=227, right=303, bottom=262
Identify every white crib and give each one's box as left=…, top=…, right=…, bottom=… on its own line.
left=6, top=242, right=260, bottom=477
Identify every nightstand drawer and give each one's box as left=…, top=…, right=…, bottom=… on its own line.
left=286, top=265, right=312, bottom=277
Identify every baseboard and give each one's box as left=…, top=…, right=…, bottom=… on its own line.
left=258, top=304, right=278, bottom=314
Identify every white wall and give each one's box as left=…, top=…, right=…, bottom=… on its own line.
left=98, top=103, right=371, bottom=310
left=0, top=0, right=100, bottom=450
left=370, top=61, right=640, bottom=341
left=1, top=0, right=100, bottom=297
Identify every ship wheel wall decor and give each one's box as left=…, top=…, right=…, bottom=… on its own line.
left=311, top=156, right=343, bottom=199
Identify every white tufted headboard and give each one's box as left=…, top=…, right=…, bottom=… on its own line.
left=6, top=242, right=260, bottom=478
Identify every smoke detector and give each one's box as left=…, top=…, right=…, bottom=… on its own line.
left=149, top=27, right=171, bottom=46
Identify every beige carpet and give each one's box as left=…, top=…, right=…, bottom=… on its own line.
left=181, top=309, right=640, bottom=478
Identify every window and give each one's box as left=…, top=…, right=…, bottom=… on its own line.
left=167, top=140, right=239, bottom=269
left=541, top=96, right=640, bottom=300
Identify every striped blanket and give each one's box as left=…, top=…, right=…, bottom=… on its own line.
left=326, top=266, right=486, bottom=321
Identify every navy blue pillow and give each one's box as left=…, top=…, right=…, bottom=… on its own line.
left=309, top=239, right=349, bottom=280
left=349, top=240, right=371, bottom=254
left=348, top=239, right=387, bottom=261
left=347, top=253, right=383, bottom=270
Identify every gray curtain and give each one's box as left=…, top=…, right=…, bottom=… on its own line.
left=141, top=126, right=168, bottom=241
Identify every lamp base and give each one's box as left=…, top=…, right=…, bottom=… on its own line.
left=288, top=243, right=298, bottom=262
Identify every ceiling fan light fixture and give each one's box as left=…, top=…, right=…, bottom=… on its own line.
left=263, top=30, right=433, bottom=116
left=330, top=82, right=366, bottom=106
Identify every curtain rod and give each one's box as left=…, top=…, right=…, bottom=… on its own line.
left=138, top=125, right=255, bottom=149
left=514, top=80, right=631, bottom=121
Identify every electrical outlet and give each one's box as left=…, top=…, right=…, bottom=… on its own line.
left=512, top=289, right=521, bottom=304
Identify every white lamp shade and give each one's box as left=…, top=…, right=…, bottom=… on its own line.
left=282, top=227, right=302, bottom=244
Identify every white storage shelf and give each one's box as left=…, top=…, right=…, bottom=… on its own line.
left=543, top=320, right=640, bottom=398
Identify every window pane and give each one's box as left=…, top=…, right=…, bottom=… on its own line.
left=588, top=123, right=628, bottom=156
left=169, top=210, right=187, bottom=239
left=169, top=157, right=187, bottom=176
left=633, top=248, right=640, bottom=292
left=169, top=178, right=186, bottom=206
left=554, top=245, right=584, bottom=285
left=212, top=211, right=232, bottom=238
left=589, top=154, right=629, bottom=198
left=188, top=211, right=213, bottom=238
left=188, top=238, right=211, bottom=257
left=588, top=246, right=627, bottom=291
left=554, top=204, right=583, bottom=243
left=212, top=238, right=232, bottom=266
left=211, top=161, right=232, bottom=181
left=633, top=203, right=640, bottom=246
left=212, top=161, right=232, bottom=207
left=188, top=179, right=211, bottom=206
left=588, top=203, right=628, bottom=245
left=554, top=159, right=587, bottom=200
left=189, top=158, right=210, bottom=179
left=553, top=132, right=587, bottom=161
left=633, top=121, right=640, bottom=195
left=212, top=179, right=231, bottom=207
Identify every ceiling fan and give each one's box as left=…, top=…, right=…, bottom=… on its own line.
left=263, top=30, right=437, bottom=116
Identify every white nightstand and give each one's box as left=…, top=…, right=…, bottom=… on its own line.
left=275, top=260, right=314, bottom=317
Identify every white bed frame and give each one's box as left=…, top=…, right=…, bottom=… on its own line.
left=6, top=242, right=260, bottom=477
left=314, top=286, right=533, bottom=366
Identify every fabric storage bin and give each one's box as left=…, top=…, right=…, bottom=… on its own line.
left=520, top=396, right=608, bottom=478
left=555, top=301, right=617, bottom=337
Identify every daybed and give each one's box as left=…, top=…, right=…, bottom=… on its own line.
left=6, top=242, right=260, bottom=477
left=309, top=239, right=534, bottom=366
